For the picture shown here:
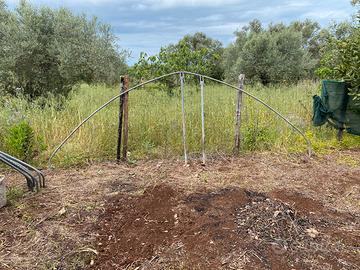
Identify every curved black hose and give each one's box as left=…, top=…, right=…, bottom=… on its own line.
left=0, top=151, right=45, bottom=188
left=0, top=155, right=37, bottom=191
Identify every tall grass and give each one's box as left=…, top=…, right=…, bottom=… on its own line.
left=0, top=80, right=359, bottom=166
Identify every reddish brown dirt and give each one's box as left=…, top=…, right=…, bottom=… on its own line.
left=91, top=185, right=359, bottom=270
left=1, top=150, right=359, bottom=270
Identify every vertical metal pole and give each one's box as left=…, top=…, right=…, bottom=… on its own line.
left=117, top=77, right=125, bottom=162
left=234, top=74, right=245, bottom=155
left=200, top=76, right=206, bottom=165
left=122, top=76, right=129, bottom=161
left=180, top=73, right=188, bottom=164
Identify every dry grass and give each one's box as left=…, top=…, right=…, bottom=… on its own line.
left=1, top=80, right=359, bottom=168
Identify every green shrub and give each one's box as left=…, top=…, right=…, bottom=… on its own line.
left=243, top=124, right=275, bottom=151
left=6, top=186, right=25, bottom=206
left=316, top=1, right=359, bottom=101
left=4, top=121, right=35, bottom=161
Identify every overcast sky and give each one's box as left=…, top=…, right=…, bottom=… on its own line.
left=6, top=0, right=356, bottom=64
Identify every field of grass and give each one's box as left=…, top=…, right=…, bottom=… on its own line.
left=0, top=79, right=359, bottom=167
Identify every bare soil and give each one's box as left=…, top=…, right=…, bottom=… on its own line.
left=0, top=150, right=359, bottom=270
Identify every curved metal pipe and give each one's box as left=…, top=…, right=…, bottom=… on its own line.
left=48, top=71, right=179, bottom=167
left=0, top=151, right=45, bottom=188
left=48, top=71, right=312, bottom=167
left=0, top=155, right=37, bottom=191
left=181, top=71, right=313, bottom=156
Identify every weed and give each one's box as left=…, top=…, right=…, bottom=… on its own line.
left=6, top=186, right=25, bottom=206
left=337, top=155, right=359, bottom=167
left=4, top=121, right=35, bottom=161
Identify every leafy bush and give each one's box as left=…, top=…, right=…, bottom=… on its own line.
left=4, top=121, right=35, bottom=161
left=130, top=32, right=224, bottom=90
left=223, top=19, right=321, bottom=84
left=338, top=27, right=360, bottom=101
left=6, top=186, right=25, bottom=206
left=243, top=124, right=274, bottom=151
left=316, top=25, right=359, bottom=101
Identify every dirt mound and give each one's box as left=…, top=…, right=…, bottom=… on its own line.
left=91, top=185, right=359, bottom=270
left=235, top=191, right=359, bottom=269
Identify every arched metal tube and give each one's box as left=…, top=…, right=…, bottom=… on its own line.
left=48, top=71, right=180, bottom=167
left=0, top=151, right=45, bottom=188
left=0, top=155, right=38, bottom=191
left=48, top=71, right=312, bottom=167
left=181, top=71, right=313, bottom=156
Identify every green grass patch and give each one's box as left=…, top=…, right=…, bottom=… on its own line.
left=6, top=186, right=25, bottom=206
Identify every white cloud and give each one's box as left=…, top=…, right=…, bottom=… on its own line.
left=6, top=0, right=245, bottom=10
left=301, top=10, right=350, bottom=20
left=196, top=14, right=224, bottom=22
left=117, top=20, right=173, bottom=28
left=284, top=0, right=311, bottom=8
left=197, top=22, right=243, bottom=35
left=131, top=0, right=245, bottom=10
left=6, top=0, right=117, bottom=6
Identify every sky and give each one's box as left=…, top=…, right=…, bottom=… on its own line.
left=5, top=0, right=356, bottom=64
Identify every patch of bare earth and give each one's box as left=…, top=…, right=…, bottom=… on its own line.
left=0, top=150, right=359, bottom=269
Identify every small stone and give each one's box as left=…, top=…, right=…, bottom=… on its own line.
left=273, top=210, right=282, bottom=218
left=305, top=228, right=319, bottom=238
left=58, top=207, right=67, bottom=216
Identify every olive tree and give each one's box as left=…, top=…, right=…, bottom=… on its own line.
left=130, top=32, right=224, bottom=87
left=0, top=0, right=127, bottom=98
left=224, top=20, right=315, bottom=84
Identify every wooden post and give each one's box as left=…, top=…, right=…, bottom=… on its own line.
left=337, top=127, right=344, bottom=141
left=200, top=76, right=206, bottom=165
left=234, top=74, right=245, bottom=155
left=117, top=77, right=125, bottom=162
left=122, top=76, right=129, bottom=161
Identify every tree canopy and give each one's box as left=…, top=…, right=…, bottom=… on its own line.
left=0, top=0, right=127, bottom=98
left=130, top=32, right=224, bottom=86
left=223, top=19, right=325, bottom=84
left=316, top=1, right=359, bottom=100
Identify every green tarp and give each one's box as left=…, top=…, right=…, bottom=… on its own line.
left=313, top=80, right=360, bottom=136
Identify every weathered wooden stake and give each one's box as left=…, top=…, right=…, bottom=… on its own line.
left=234, top=74, right=245, bottom=155
left=180, top=73, right=188, bottom=164
left=117, top=76, right=125, bottom=162
left=337, top=128, right=344, bottom=141
left=122, top=76, right=129, bottom=161
left=200, top=76, right=206, bottom=165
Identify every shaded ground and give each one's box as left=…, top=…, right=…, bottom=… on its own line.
left=0, top=150, right=359, bottom=269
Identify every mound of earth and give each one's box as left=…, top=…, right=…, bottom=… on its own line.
left=91, top=185, right=359, bottom=270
